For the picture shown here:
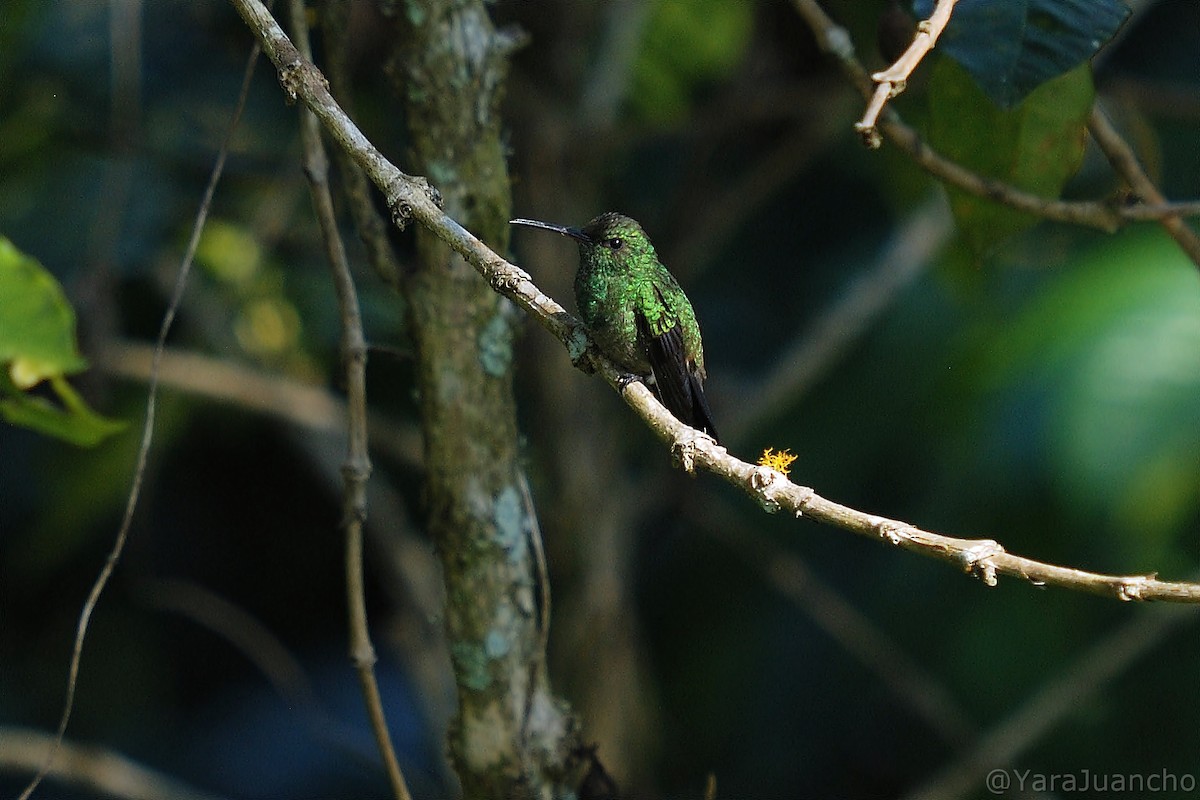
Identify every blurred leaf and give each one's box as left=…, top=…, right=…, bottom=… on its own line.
left=0, top=235, right=87, bottom=385
left=631, top=0, right=752, bottom=124
left=197, top=218, right=262, bottom=286
left=980, top=230, right=1200, bottom=558
left=914, top=0, right=1130, bottom=108
left=927, top=58, right=1091, bottom=256
left=0, top=236, right=125, bottom=445
left=0, top=374, right=127, bottom=447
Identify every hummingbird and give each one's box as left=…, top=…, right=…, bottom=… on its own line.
left=510, top=212, right=719, bottom=443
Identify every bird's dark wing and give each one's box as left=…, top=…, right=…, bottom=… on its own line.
left=636, top=289, right=719, bottom=442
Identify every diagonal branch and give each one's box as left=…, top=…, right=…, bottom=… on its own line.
left=227, top=0, right=1200, bottom=605
left=1088, top=104, right=1200, bottom=265
left=1, top=726, right=229, bottom=800
left=857, top=0, right=958, bottom=144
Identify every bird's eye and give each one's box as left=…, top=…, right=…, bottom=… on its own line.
left=607, top=238, right=622, bottom=250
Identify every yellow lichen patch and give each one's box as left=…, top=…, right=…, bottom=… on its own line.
left=758, top=447, right=797, bottom=476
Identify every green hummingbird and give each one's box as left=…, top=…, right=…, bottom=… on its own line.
left=510, top=212, right=719, bottom=443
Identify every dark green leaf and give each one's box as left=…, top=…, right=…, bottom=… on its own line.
left=927, top=58, right=1092, bottom=255
left=914, top=0, right=1130, bottom=107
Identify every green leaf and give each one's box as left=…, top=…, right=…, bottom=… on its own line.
left=979, top=230, right=1200, bottom=559
left=927, top=58, right=1092, bottom=256
left=0, top=375, right=127, bottom=447
left=0, top=235, right=87, bottom=386
left=0, top=237, right=125, bottom=445
left=914, top=0, right=1130, bottom=108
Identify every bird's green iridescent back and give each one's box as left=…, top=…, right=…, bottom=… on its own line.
left=509, top=209, right=718, bottom=440
left=573, top=213, right=706, bottom=379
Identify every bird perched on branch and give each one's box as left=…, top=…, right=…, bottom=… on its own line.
left=510, top=212, right=719, bottom=443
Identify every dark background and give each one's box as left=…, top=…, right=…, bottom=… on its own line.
left=2, top=1, right=1200, bottom=798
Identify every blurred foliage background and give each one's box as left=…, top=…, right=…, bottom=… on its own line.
left=2, top=1, right=1200, bottom=798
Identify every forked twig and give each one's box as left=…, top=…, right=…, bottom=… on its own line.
left=1088, top=104, right=1200, bottom=264
left=789, top=0, right=1200, bottom=253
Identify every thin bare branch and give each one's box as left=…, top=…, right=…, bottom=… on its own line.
left=228, top=0, right=1200, bottom=605
left=1088, top=104, right=1200, bottom=267
left=94, top=339, right=421, bottom=466
left=16, top=30, right=261, bottom=800
left=287, top=1, right=413, bottom=799
left=0, top=727, right=228, bottom=800
left=857, top=0, right=958, bottom=145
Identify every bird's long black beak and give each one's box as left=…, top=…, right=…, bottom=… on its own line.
left=510, top=217, right=591, bottom=243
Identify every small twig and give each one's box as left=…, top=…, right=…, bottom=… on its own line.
left=856, top=0, right=957, bottom=146
left=16, top=29, right=261, bottom=800
left=518, top=472, right=552, bottom=747
left=229, top=0, right=1200, bottom=605
left=789, top=0, right=1200, bottom=234
left=287, top=2, right=413, bottom=799
left=318, top=1, right=402, bottom=289
left=1088, top=104, right=1200, bottom=268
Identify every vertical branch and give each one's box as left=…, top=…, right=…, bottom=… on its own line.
left=287, top=2, right=413, bottom=799
left=388, top=0, right=577, bottom=796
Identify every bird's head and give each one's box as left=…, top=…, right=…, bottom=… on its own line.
left=510, top=212, right=658, bottom=268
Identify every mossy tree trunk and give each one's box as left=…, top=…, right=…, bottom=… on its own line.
left=388, top=0, right=577, bottom=796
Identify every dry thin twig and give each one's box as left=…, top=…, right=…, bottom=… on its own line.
left=287, top=1, right=413, bottom=799
left=16, top=35, right=262, bottom=800
left=789, top=0, right=1200, bottom=242
left=228, top=0, right=1200, bottom=605
left=1088, top=104, right=1200, bottom=265
left=95, top=340, right=422, bottom=466
left=857, top=0, right=958, bottom=146
left=1, top=726, right=229, bottom=800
